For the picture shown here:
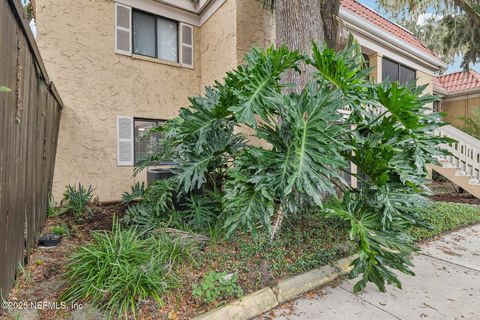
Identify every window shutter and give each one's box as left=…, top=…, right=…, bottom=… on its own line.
left=115, top=3, right=132, bottom=55
left=117, top=116, right=134, bottom=166
left=179, top=23, right=194, bottom=68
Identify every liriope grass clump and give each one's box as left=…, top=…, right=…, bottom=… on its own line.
left=61, top=221, right=195, bottom=318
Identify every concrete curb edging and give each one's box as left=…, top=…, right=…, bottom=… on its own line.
left=193, top=256, right=355, bottom=320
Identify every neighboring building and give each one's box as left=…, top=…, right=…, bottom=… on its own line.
left=433, top=70, right=480, bottom=127
left=35, top=0, right=446, bottom=201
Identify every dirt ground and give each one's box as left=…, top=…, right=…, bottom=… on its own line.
left=2, top=203, right=121, bottom=320
left=428, top=180, right=480, bottom=205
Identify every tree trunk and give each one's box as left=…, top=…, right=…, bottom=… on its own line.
left=320, top=0, right=342, bottom=49
left=274, top=0, right=341, bottom=88
left=275, top=0, right=324, bottom=89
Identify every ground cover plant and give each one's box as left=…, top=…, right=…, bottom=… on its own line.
left=192, top=271, right=243, bottom=305
left=410, top=201, right=480, bottom=240
left=50, top=224, right=70, bottom=237
left=136, top=41, right=451, bottom=293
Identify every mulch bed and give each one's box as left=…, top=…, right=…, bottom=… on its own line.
left=428, top=180, right=480, bottom=205
left=4, top=203, right=351, bottom=320
left=3, top=203, right=123, bottom=320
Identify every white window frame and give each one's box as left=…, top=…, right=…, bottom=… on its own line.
left=114, top=3, right=194, bottom=68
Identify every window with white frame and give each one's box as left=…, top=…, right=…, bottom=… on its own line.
left=117, top=117, right=170, bottom=166
left=133, top=11, right=178, bottom=62
left=114, top=3, right=194, bottom=68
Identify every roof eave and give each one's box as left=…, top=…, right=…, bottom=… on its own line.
left=153, top=0, right=213, bottom=13
left=340, top=8, right=447, bottom=71
left=444, top=87, right=480, bottom=98
left=433, top=86, right=449, bottom=96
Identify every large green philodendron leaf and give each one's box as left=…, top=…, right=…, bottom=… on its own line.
left=255, top=84, right=351, bottom=209
left=223, top=165, right=275, bottom=237
left=309, top=42, right=371, bottom=99
left=175, top=133, right=245, bottom=193
left=373, top=82, right=436, bottom=130
left=227, top=46, right=304, bottom=128
left=324, top=192, right=419, bottom=293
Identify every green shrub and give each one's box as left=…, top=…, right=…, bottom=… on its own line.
left=50, top=224, right=70, bottom=237
left=121, top=182, right=146, bottom=205
left=184, top=193, right=222, bottom=233
left=61, top=221, right=195, bottom=318
left=411, top=202, right=480, bottom=240
left=122, top=181, right=225, bottom=236
left=121, top=203, right=163, bottom=228
left=122, top=179, right=176, bottom=227
left=144, top=179, right=176, bottom=214
left=135, top=42, right=450, bottom=292
left=60, top=184, right=94, bottom=221
left=192, top=271, right=243, bottom=305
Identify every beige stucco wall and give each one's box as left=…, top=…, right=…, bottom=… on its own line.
left=199, top=0, right=237, bottom=88
left=416, top=70, right=434, bottom=110
left=36, top=0, right=202, bottom=201
left=416, top=71, right=433, bottom=95
left=36, top=0, right=273, bottom=201
left=236, top=0, right=275, bottom=63
left=199, top=0, right=274, bottom=88
left=443, top=95, right=480, bottom=127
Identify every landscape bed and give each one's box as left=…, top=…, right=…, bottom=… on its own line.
left=4, top=45, right=480, bottom=320
left=4, top=198, right=480, bottom=320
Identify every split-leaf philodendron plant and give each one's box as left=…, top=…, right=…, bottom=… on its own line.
left=136, top=41, right=452, bottom=293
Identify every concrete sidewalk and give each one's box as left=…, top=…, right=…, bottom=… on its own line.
left=266, top=224, right=480, bottom=320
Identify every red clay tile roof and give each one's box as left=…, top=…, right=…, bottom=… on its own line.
left=340, top=0, right=440, bottom=61
left=435, top=70, right=480, bottom=94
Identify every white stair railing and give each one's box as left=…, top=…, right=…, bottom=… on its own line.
left=435, top=125, right=480, bottom=185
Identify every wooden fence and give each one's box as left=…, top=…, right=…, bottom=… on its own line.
left=0, top=0, right=63, bottom=298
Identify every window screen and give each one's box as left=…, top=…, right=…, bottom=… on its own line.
left=134, top=119, right=164, bottom=165
left=133, top=11, right=156, bottom=58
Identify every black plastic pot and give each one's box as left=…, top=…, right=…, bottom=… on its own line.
left=38, top=234, right=61, bottom=247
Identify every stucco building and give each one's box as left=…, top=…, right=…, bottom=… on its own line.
left=433, top=70, right=480, bottom=127
left=35, top=0, right=445, bottom=201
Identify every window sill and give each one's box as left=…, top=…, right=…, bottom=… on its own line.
left=130, top=54, right=189, bottom=69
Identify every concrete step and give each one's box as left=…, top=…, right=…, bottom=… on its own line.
left=427, top=164, right=480, bottom=199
